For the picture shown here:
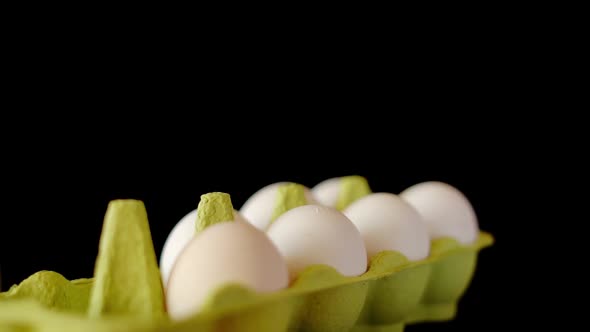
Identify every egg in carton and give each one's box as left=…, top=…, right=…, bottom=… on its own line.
left=0, top=176, right=493, bottom=332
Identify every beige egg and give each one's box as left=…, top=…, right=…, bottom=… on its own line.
left=344, top=193, right=430, bottom=261
left=240, top=182, right=317, bottom=230
left=400, top=181, right=479, bottom=244
left=267, top=205, right=367, bottom=280
left=159, top=209, right=248, bottom=287
left=165, top=220, right=289, bottom=320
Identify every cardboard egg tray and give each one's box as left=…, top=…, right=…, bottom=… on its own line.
left=0, top=200, right=493, bottom=332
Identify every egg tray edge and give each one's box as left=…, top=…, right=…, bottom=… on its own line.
left=0, top=232, right=493, bottom=332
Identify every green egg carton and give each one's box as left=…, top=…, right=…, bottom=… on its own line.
left=0, top=199, right=493, bottom=332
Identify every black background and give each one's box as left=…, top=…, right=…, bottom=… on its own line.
left=0, top=13, right=548, bottom=329
left=0, top=135, right=516, bottom=331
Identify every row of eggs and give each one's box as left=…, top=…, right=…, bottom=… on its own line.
left=161, top=177, right=479, bottom=320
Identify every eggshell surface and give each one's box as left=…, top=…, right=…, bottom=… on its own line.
left=400, top=181, right=479, bottom=244
left=267, top=205, right=367, bottom=280
left=166, top=221, right=289, bottom=320
left=344, top=193, right=430, bottom=261
left=311, top=177, right=341, bottom=207
left=159, top=209, right=247, bottom=287
left=240, top=182, right=317, bottom=230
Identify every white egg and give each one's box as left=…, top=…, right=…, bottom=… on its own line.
left=159, top=209, right=247, bottom=287
left=400, top=181, right=479, bottom=244
left=166, top=220, right=289, bottom=320
left=343, top=193, right=430, bottom=261
left=311, top=177, right=342, bottom=207
left=240, top=182, right=317, bottom=231
left=267, top=205, right=367, bottom=280
left=311, top=175, right=372, bottom=210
